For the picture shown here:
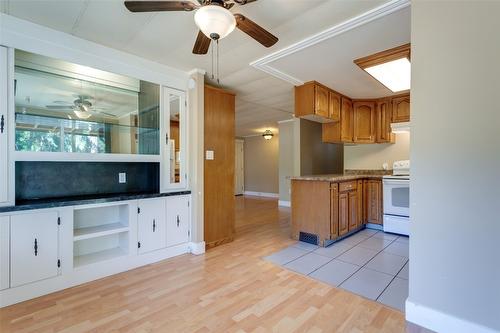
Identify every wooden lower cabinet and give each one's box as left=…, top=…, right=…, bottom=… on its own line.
left=292, top=178, right=382, bottom=246
left=364, top=179, right=383, bottom=225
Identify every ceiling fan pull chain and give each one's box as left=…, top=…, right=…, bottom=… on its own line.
left=216, top=39, right=220, bottom=84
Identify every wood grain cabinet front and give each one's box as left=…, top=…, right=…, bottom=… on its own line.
left=353, top=101, right=376, bottom=143
left=295, top=81, right=342, bottom=123
left=391, top=94, right=410, bottom=123
left=376, top=99, right=395, bottom=143
left=364, top=179, right=383, bottom=225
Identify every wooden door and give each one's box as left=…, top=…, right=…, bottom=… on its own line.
left=338, top=192, right=349, bottom=236
left=348, top=191, right=358, bottom=231
left=328, top=91, right=341, bottom=121
left=204, top=85, right=235, bottom=248
left=340, top=97, right=353, bottom=142
left=234, top=139, right=244, bottom=195
left=10, top=211, right=59, bottom=287
left=392, top=94, right=410, bottom=123
left=357, top=180, right=364, bottom=227
left=376, top=99, right=395, bottom=143
left=166, top=195, right=190, bottom=247
left=330, top=183, right=339, bottom=239
left=353, top=101, right=375, bottom=143
left=0, top=216, right=9, bottom=290
left=366, top=180, right=383, bottom=225
left=314, top=84, right=329, bottom=118
left=137, top=198, right=166, bottom=254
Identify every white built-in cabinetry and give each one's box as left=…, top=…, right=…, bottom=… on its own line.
left=137, top=198, right=166, bottom=254
left=0, top=194, right=192, bottom=307
left=0, top=46, right=12, bottom=206
left=10, top=211, right=60, bottom=287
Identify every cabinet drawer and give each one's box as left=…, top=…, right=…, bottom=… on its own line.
left=339, top=181, right=357, bottom=192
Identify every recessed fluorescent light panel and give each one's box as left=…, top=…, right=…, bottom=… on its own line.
left=365, top=58, right=410, bottom=92
left=354, top=43, right=411, bottom=93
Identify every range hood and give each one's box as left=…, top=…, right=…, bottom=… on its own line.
left=391, top=121, right=410, bottom=133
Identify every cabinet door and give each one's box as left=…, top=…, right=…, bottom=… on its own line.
left=338, top=192, right=349, bottom=236
left=166, top=196, right=190, bottom=247
left=376, top=99, right=395, bottom=143
left=392, top=94, right=410, bottom=123
left=138, top=198, right=166, bottom=254
left=353, top=101, right=375, bottom=143
left=330, top=184, right=339, bottom=239
left=0, top=216, right=9, bottom=290
left=366, top=180, right=383, bottom=225
left=0, top=47, right=9, bottom=204
left=314, top=84, right=329, bottom=118
left=348, top=191, right=358, bottom=231
left=340, top=97, right=353, bottom=142
left=357, top=180, right=364, bottom=227
left=11, top=211, right=59, bottom=287
left=328, top=91, right=341, bottom=121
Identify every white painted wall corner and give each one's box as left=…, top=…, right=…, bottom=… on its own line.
left=189, top=241, right=206, bottom=255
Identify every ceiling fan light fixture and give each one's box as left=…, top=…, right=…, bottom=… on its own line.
left=194, top=5, right=236, bottom=40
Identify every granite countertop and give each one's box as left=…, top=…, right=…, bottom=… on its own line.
left=290, top=170, right=390, bottom=182
left=0, top=191, right=191, bottom=213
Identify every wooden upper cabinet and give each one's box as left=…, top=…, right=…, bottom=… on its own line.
left=295, top=81, right=342, bottom=123
left=328, top=91, right=341, bottom=121
left=376, top=99, right=395, bottom=143
left=353, top=101, right=375, bottom=143
left=314, top=84, right=329, bottom=118
left=340, top=97, right=354, bottom=142
left=392, top=94, right=410, bottom=123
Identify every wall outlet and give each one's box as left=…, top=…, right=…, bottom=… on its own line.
left=119, top=172, right=127, bottom=184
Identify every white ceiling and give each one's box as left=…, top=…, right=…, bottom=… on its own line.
left=0, top=0, right=410, bottom=136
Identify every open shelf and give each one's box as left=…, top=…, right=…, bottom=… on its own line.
left=74, top=223, right=129, bottom=241
left=74, top=247, right=128, bottom=268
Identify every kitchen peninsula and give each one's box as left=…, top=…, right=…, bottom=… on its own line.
left=291, top=172, right=386, bottom=247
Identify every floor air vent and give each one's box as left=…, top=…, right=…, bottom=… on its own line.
left=299, top=232, right=319, bottom=245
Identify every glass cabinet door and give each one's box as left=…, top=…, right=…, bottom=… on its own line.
left=162, top=87, right=186, bottom=190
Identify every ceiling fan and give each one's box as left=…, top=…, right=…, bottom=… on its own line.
left=124, top=0, right=279, bottom=55
left=46, top=96, right=115, bottom=120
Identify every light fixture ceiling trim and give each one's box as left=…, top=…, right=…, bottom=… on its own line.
left=354, top=43, right=411, bottom=93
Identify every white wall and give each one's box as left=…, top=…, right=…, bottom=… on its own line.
left=344, top=132, right=409, bottom=170
left=408, top=1, right=500, bottom=332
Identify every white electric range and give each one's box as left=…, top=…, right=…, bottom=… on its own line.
left=382, top=160, right=410, bottom=236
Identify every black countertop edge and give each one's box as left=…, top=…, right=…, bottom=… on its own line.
left=0, top=191, right=192, bottom=213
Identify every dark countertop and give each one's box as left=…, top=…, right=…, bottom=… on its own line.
left=0, top=191, right=191, bottom=213
left=290, top=174, right=385, bottom=182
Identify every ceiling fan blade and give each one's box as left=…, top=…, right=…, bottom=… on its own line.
left=192, top=30, right=211, bottom=55
left=233, top=0, right=258, bottom=5
left=233, top=14, right=278, bottom=48
left=124, top=1, right=198, bottom=12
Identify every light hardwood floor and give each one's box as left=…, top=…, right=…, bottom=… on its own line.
left=0, top=196, right=412, bottom=333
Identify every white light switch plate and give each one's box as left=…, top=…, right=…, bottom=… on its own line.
left=119, top=172, right=127, bottom=183
left=205, top=150, right=214, bottom=160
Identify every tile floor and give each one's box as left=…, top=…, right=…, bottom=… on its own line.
left=264, top=229, right=409, bottom=312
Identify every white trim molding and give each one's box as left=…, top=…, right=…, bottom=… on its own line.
left=244, top=191, right=279, bottom=198
left=249, top=0, right=411, bottom=85
left=406, top=299, right=499, bottom=333
left=189, top=241, right=206, bottom=255
left=278, top=200, right=290, bottom=207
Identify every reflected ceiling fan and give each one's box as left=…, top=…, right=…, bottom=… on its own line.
left=124, top=0, right=279, bottom=55
left=46, top=96, right=115, bottom=120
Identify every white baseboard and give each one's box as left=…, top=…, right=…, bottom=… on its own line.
left=278, top=200, right=291, bottom=207
left=189, top=241, right=205, bottom=255
left=406, top=298, right=498, bottom=333
left=243, top=191, right=279, bottom=198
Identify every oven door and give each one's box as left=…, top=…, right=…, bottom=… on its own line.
left=383, top=179, right=410, bottom=217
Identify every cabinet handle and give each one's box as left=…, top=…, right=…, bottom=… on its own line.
left=34, top=238, right=38, bottom=256
left=166, top=133, right=169, bottom=145
left=0, top=115, right=4, bottom=133
left=176, top=215, right=180, bottom=227
left=153, top=219, right=156, bottom=232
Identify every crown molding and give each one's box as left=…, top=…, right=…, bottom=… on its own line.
left=250, top=0, right=411, bottom=86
